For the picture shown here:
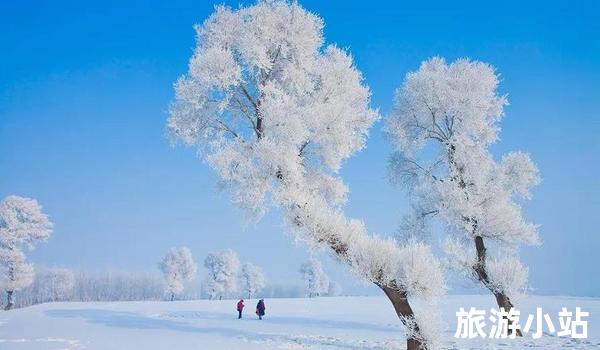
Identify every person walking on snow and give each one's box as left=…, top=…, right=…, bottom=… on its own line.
left=237, top=299, right=245, bottom=319
left=256, top=299, right=266, bottom=320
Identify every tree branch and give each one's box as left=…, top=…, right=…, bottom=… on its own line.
left=298, top=141, right=310, bottom=158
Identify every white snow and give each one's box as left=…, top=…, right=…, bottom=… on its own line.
left=0, top=295, right=597, bottom=349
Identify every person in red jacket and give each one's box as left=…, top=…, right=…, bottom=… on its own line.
left=236, top=299, right=245, bottom=319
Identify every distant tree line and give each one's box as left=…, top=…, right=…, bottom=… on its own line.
left=3, top=248, right=342, bottom=309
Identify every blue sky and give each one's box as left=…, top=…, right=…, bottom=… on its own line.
left=1, top=0, right=598, bottom=296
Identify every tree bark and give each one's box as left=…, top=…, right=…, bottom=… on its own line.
left=292, top=209, right=428, bottom=349
left=321, top=239, right=426, bottom=349
left=304, top=230, right=427, bottom=349
left=5, top=290, right=14, bottom=310
left=378, top=283, right=424, bottom=350
left=473, top=236, right=522, bottom=336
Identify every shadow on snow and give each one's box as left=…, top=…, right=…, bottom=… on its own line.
left=45, top=308, right=401, bottom=349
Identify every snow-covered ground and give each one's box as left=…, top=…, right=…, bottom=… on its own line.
left=0, top=295, right=597, bottom=349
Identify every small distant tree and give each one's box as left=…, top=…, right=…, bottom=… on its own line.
left=240, top=262, right=266, bottom=299
left=299, top=258, right=329, bottom=298
left=327, top=281, right=343, bottom=297
left=386, top=57, right=540, bottom=335
left=0, top=195, right=52, bottom=310
left=204, top=249, right=240, bottom=300
left=159, top=247, right=197, bottom=301
left=40, top=267, right=74, bottom=302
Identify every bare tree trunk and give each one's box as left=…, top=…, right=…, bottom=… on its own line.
left=294, top=215, right=428, bottom=349
left=170, top=292, right=174, bottom=302
left=324, top=235, right=426, bottom=348
left=5, top=290, right=14, bottom=310
left=378, top=283, right=424, bottom=350
left=474, top=236, right=522, bottom=336
left=325, top=240, right=426, bottom=348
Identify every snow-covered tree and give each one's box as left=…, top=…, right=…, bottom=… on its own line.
left=159, top=247, right=197, bottom=301
left=39, top=267, right=74, bottom=302
left=386, top=57, right=540, bottom=333
left=167, top=2, right=444, bottom=348
left=327, top=281, right=343, bottom=297
left=21, top=267, right=74, bottom=305
left=0, top=195, right=52, bottom=309
left=240, top=262, right=266, bottom=299
left=203, top=249, right=240, bottom=300
left=70, top=270, right=164, bottom=302
left=0, top=249, right=33, bottom=306
left=299, top=258, right=329, bottom=297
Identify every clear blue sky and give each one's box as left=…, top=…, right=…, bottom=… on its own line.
left=1, top=0, right=598, bottom=296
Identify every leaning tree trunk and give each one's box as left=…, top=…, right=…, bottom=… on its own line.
left=378, top=283, right=424, bottom=350
left=321, top=237, right=426, bottom=349
left=449, top=143, right=522, bottom=337
left=5, top=290, right=14, bottom=310
left=280, top=161, right=428, bottom=349
left=474, top=236, right=522, bottom=336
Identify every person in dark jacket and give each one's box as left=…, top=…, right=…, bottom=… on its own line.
left=256, top=299, right=266, bottom=320
left=237, top=299, right=245, bottom=319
